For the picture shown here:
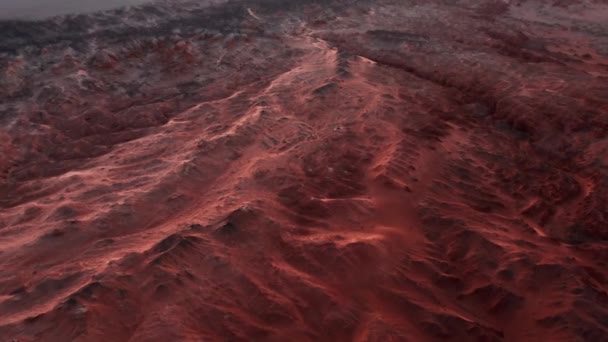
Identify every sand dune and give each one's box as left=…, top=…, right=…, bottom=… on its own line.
left=1, top=0, right=608, bottom=340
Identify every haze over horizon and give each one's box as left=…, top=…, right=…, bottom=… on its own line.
left=0, top=0, right=154, bottom=19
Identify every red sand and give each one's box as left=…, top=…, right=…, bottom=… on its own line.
left=1, top=0, right=608, bottom=340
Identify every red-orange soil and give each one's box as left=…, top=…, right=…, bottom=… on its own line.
left=1, top=0, right=608, bottom=341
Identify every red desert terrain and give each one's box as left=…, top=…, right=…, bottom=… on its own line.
left=1, top=0, right=608, bottom=340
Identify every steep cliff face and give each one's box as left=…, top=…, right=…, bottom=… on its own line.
left=1, top=1, right=608, bottom=341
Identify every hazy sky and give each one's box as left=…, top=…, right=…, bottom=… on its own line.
left=0, top=0, right=152, bottom=19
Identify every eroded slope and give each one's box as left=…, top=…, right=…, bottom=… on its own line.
left=1, top=0, right=608, bottom=341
